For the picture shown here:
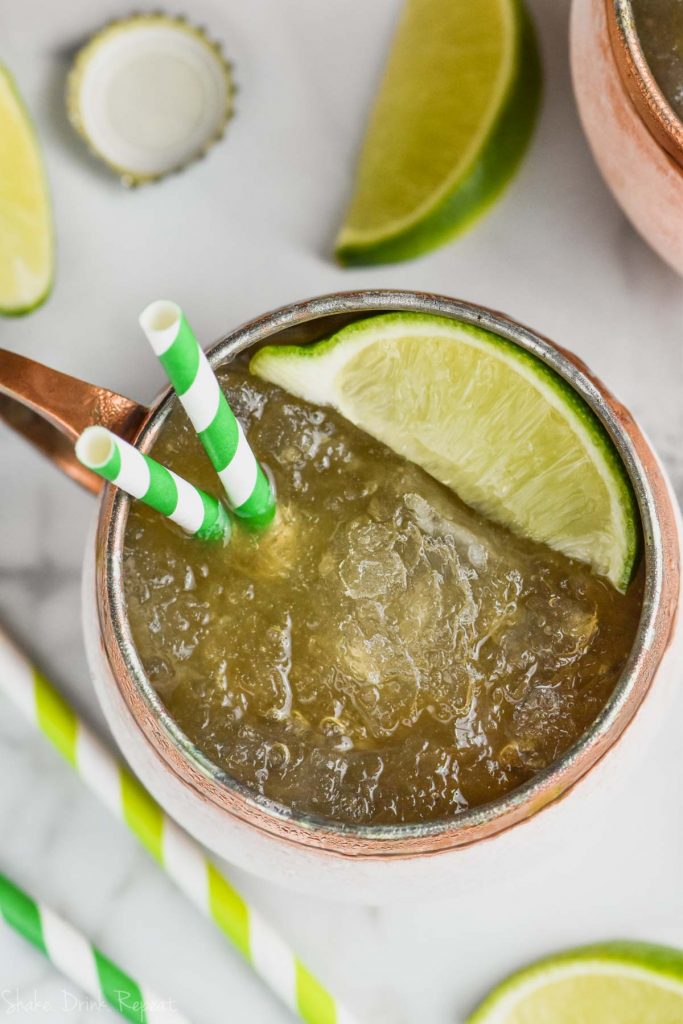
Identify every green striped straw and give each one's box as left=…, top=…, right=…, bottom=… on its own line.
left=0, top=627, right=357, bottom=1024
left=76, top=427, right=230, bottom=542
left=139, top=300, right=276, bottom=529
left=0, top=871, right=188, bottom=1024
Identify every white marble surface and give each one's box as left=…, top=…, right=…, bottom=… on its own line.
left=1, top=1, right=682, bottom=1021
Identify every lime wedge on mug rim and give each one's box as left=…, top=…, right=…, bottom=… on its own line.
left=466, top=942, right=683, bottom=1023
left=250, top=313, right=639, bottom=591
left=0, top=65, right=53, bottom=315
left=335, top=0, right=541, bottom=265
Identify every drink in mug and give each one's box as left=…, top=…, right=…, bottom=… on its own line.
left=632, top=0, right=683, bottom=120
left=122, top=315, right=643, bottom=827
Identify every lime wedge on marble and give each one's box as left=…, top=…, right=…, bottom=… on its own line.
left=0, top=66, right=53, bottom=315
left=250, top=313, right=639, bottom=590
left=467, top=943, right=683, bottom=1023
left=335, top=0, right=541, bottom=265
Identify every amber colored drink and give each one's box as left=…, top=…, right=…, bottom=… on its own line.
left=123, top=367, right=642, bottom=826
left=632, top=0, right=683, bottom=119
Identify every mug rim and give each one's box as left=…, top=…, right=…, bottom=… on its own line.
left=95, top=290, right=680, bottom=857
left=608, top=0, right=683, bottom=168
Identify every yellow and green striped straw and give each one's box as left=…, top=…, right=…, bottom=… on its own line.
left=76, top=427, right=230, bottom=542
left=0, top=626, right=357, bottom=1024
left=0, top=872, right=188, bottom=1024
left=139, top=301, right=276, bottom=529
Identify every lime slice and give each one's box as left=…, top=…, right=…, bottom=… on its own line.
left=250, top=313, right=639, bottom=590
left=335, top=0, right=541, bottom=265
left=0, top=66, right=53, bottom=315
left=467, top=942, right=683, bottom=1023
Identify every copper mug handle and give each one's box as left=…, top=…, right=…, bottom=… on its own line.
left=0, top=349, right=148, bottom=494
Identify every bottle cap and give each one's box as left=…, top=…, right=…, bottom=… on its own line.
left=67, top=13, right=235, bottom=186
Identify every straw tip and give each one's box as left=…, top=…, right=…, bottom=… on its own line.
left=139, top=300, right=182, bottom=353
left=76, top=425, right=115, bottom=469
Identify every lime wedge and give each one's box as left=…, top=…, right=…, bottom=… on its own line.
left=467, top=943, right=683, bottom=1023
left=0, top=66, right=53, bottom=315
left=335, top=0, right=541, bottom=265
left=250, top=314, right=639, bottom=590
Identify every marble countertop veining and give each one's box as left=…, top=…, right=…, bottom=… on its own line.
left=1, top=1, right=682, bottom=1022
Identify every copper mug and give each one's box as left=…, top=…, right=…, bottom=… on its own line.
left=571, top=0, right=683, bottom=276
left=0, top=291, right=680, bottom=902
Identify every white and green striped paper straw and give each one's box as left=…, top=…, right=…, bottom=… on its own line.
left=139, top=301, right=276, bottom=529
left=76, top=427, right=230, bottom=542
left=0, top=627, right=357, bottom=1024
left=0, top=871, right=187, bottom=1024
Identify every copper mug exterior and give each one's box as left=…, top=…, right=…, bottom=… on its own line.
left=0, top=290, right=680, bottom=902
left=570, top=0, right=683, bottom=276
